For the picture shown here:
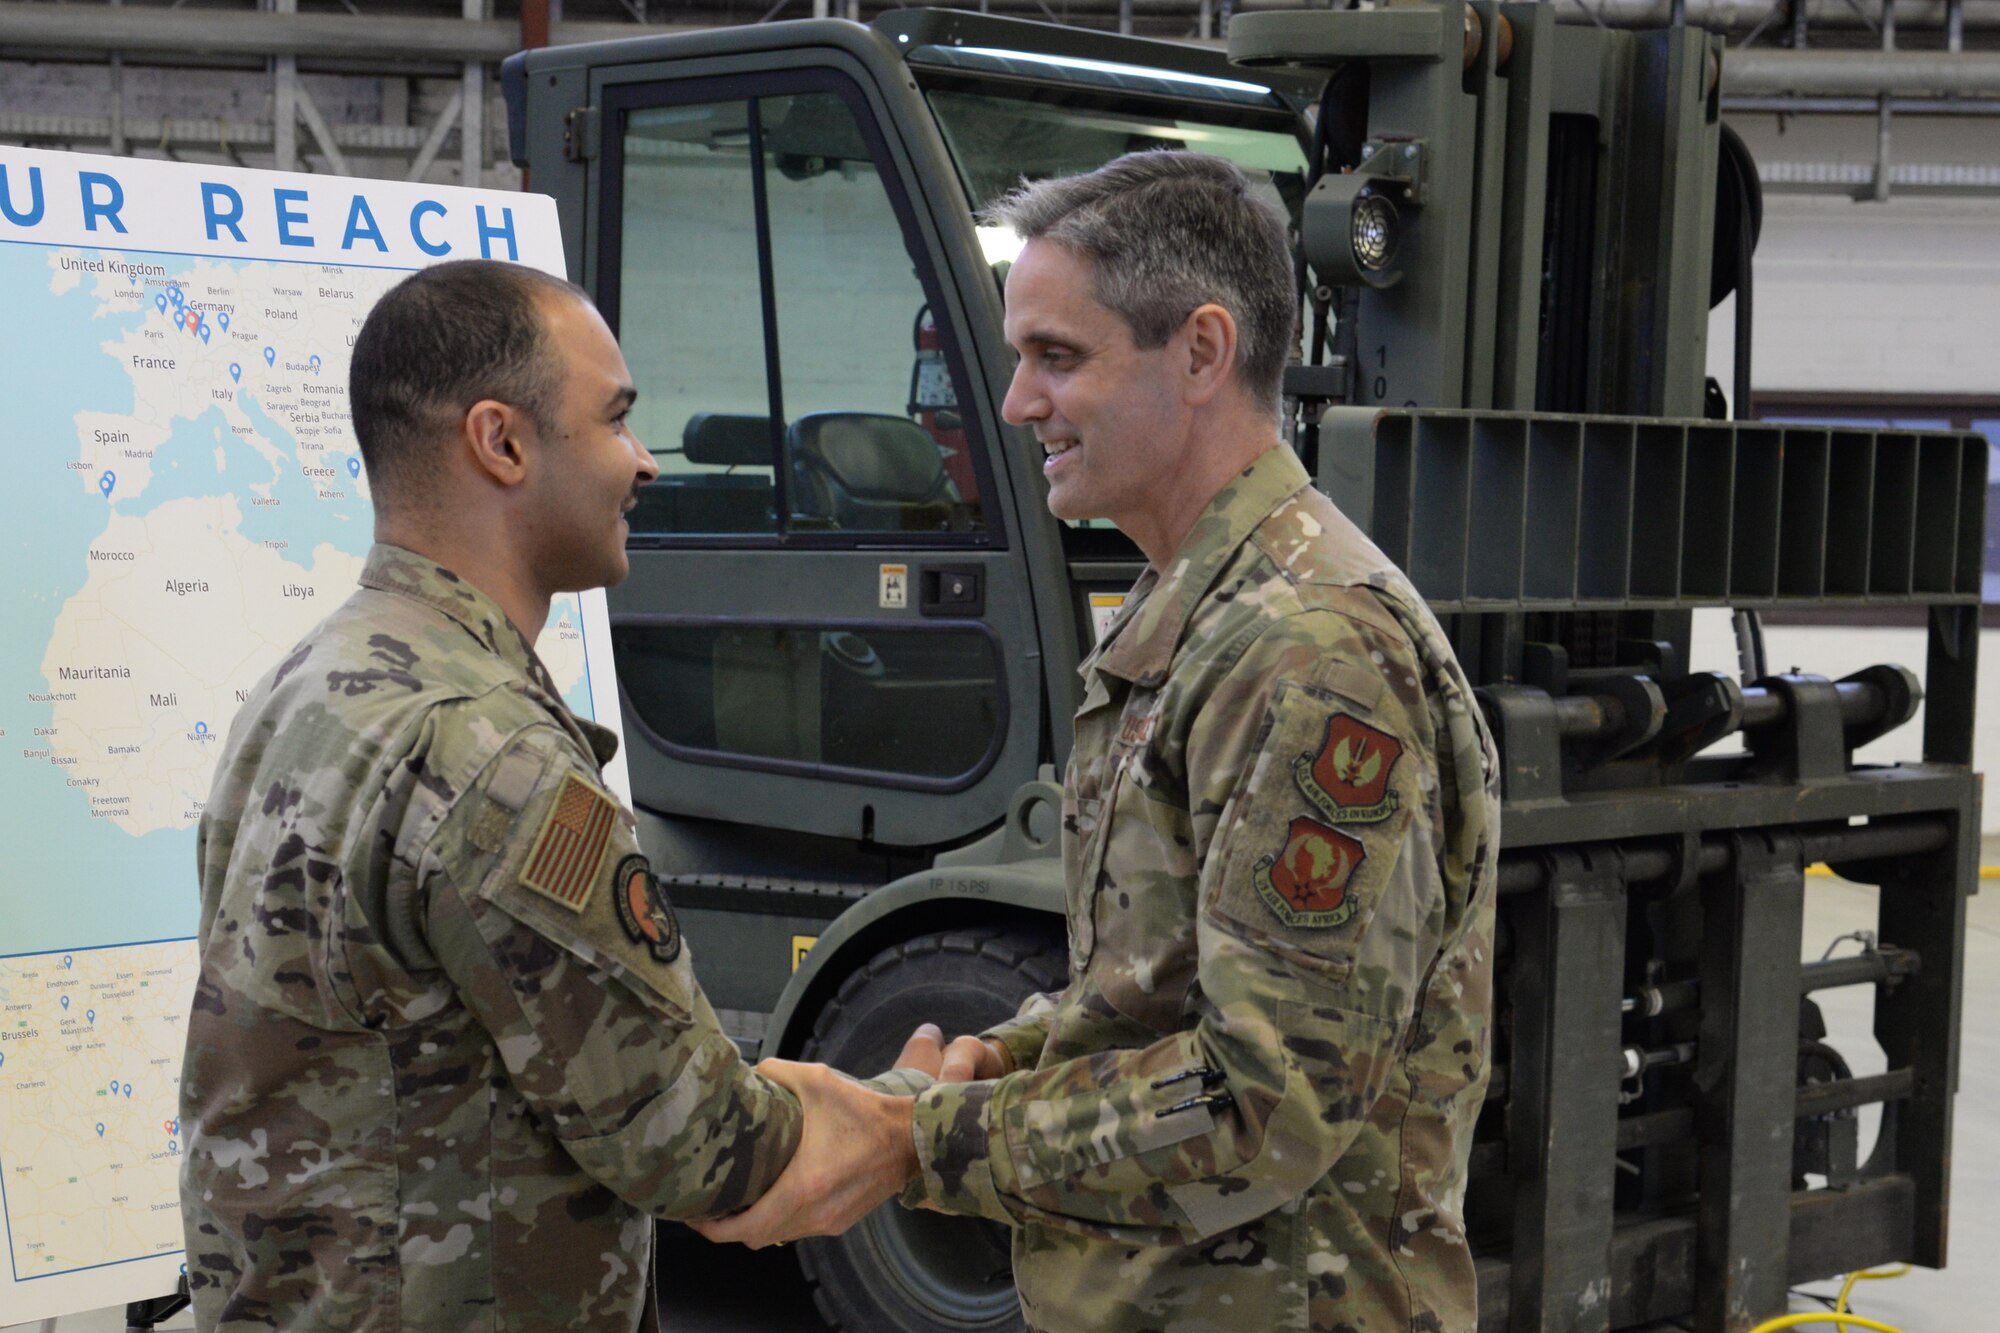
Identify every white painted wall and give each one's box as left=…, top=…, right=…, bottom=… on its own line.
left=1709, top=118, right=2000, bottom=397
left=1701, top=139, right=1998, bottom=825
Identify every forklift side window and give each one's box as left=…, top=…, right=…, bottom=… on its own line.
left=613, top=87, right=986, bottom=541
left=619, top=98, right=780, bottom=536
left=762, top=93, right=984, bottom=537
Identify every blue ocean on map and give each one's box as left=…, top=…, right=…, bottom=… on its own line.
left=134, top=390, right=371, bottom=551
left=0, top=241, right=595, bottom=960
left=0, top=240, right=192, bottom=959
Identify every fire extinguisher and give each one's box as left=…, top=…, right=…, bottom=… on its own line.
left=910, top=304, right=978, bottom=503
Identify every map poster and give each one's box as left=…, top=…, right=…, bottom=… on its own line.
left=0, top=146, right=626, bottom=1324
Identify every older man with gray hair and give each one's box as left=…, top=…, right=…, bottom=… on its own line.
left=696, top=151, right=1501, bottom=1333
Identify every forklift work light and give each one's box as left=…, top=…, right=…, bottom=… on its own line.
left=1301, top=171, right=1406, bottom=290
left=1351, top=190, right=1400, bottom=274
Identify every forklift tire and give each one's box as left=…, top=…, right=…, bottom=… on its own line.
left=796, top=924, right=1067, bottom=1333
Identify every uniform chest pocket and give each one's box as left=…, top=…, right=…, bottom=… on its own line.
left=1089, top=746, right=1202, bottom=1035
left=1062, top=791, right=1105, bottom=971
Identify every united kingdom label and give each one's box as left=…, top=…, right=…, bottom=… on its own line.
left=1253, top=816, right=1365, bottom=929
left=1293, top=714, right=1403, bottom=824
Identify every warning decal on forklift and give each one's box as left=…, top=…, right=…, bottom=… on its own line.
left=880, top=564, right=909, bottom=609
left=792, top=935, right=818, bottom=971
left=1089, top=593, right=1126, bottom=643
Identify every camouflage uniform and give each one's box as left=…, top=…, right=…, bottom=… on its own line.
left=905, top=446, right=1500, bottom=1331
left=179, top=545, right=802, bottom=1331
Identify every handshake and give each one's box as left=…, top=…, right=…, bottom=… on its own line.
left=690, top=1023, right=1012, bottom=1249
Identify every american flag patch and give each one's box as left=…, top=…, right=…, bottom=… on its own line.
left=520, top=773, right=617, bottom=912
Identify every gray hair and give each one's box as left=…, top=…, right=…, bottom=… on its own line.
left=984, top=151, right=1296, bottom=414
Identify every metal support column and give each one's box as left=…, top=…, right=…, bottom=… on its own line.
left=1870, top=800, right=1971, bottom=1266
left=109, top=0, right=126, bottom=157
left=1924, top=606, right=1980, bottom=766
left=1873, top=0, right=1896, bottom=200
left=1508, top=849, right=1626, bottom=1333
left=1694, top=833, right=1805, bottom=1332
left=523, top=0, right=552, bottom=52
left=273, top=0, right=298, bottom=172
left=462, top=0, right=487, bottom=188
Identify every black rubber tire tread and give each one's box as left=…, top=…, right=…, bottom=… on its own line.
left=794, top=923, right=1065, bottom=1333
left=806, top=925, right=1067, bottom=1048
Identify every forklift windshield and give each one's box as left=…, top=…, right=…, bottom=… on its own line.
left=913, top=65, right=1309, bottom=260
left=915, top=64, right=1309, bottom=542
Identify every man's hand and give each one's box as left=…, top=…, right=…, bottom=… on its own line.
left=895, top=1023, right=947, bottom=1079
left=938, top=1032, right=1014, bottom=1083
left=689, top=1059, right=921, bottom=1249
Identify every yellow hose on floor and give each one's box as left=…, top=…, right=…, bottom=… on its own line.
left=1743, top=1315, right=1899, bottom=1333
left=1745, top=1264, right=1914, bottom=1333
left=1837, top=1265, right=1913, bottom=1314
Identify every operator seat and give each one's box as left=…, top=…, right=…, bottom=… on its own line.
left=629, top=412, right=777, bottom=535
left=786, top=411, right=958, bottom=533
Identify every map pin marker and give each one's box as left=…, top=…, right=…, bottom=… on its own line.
left=109, top=1080, right=117, bottom=1093
left=63, top=955, right=73, bottom=969
left=154, top=294, right=167, bottom=314
left=163, top=1119, right=174, bottom=1134
left=200, top=326, right=211, bottom=345
left=309, top=354, right=322, bottom=375
left=346, top=457, right=360, bottom=479
left=169, top=1139, right=180, bottom=1154
left=96, top=1123, right=105, bottom=1138
left=99, top=471, right=116, bottom=500
left=173, top=1118, right=181, bottom=1135
left=218, top=312, right=231, bottom=332
left=229, top=363, right=241, bottom=384
left=0, top=1053, right=7, bottom=1070
left=167, top=285, right=182, bottom=306
left=86, top=1009, right=96, bottom=1024
left=60, top=995, right=69, bottom=1010
left=195, top=721, right=209, bottom=736
left=185, top=311, right=199, bottom=334
left=123, top=1082, right=131, bottom=1097
left=263, top=346, right=276, bottom=367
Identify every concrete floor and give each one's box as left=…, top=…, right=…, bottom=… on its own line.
left=19, top=870, right=1997, bottom=1333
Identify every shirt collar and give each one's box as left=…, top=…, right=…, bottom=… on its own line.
left=355, top=544, right=617, bottom=765
left=1093, top=446, right=1311, bottom=688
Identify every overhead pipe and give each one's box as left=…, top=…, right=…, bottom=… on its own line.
left=1722, top=48, right=2000, bottom=95
left=1726, top=94, right=2000, bottom=112
left=0, top=3, right=705, bottom=64
left=1549, top=0, right=2000, bottom=32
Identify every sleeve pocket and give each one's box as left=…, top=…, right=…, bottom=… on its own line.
left=1203, top=679, right=1418, bottom=974
left=1005, top=1087, right=1219, bottom=1192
